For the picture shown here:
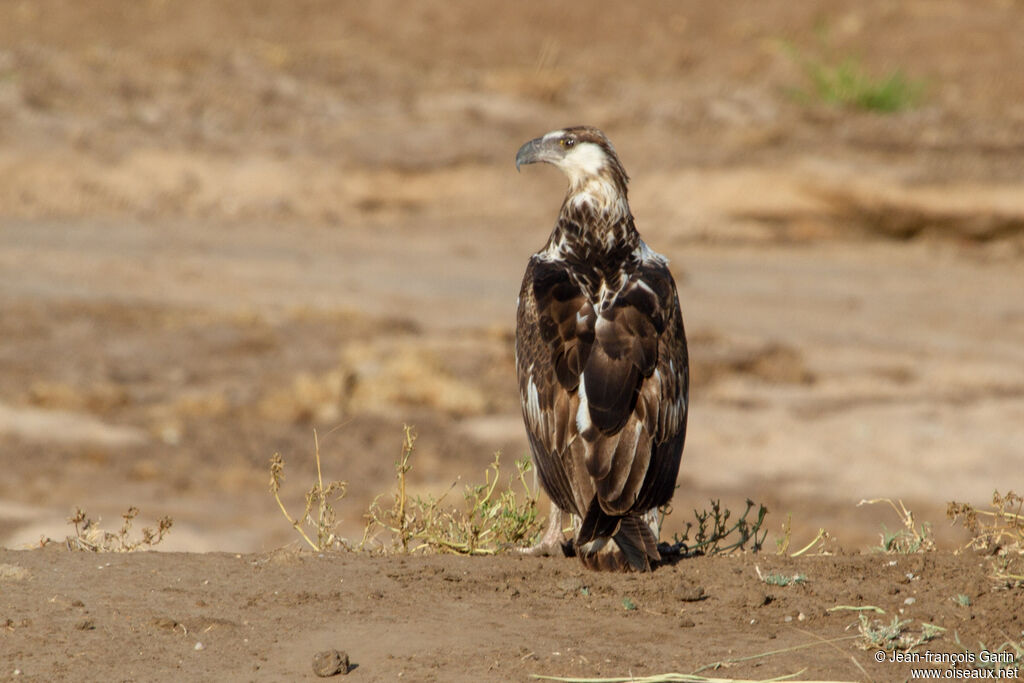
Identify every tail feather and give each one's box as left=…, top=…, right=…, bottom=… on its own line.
left=613, top=514, right=660, bottom=571
left=576, top=505, right=661, bottom=572
left=577, top=495, right=618, bottom=546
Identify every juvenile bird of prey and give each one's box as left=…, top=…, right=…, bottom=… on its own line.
left=514, top=126, right=689, bottom=572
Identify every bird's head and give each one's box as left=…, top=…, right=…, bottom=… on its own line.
left=515, top=126, right=629, bottom=213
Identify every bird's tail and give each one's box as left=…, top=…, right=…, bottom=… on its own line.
left=575, top=500, right=660, bottom=572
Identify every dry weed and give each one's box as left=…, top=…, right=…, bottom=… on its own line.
left=44, top=507, right=173, bottom=552
left=775, top=513, right=833, bottom=557
left=361, top=425, right=542, bottom=555
left=858, top=498, right=935, bottom=554
left=947, top=490, right=1024, bottom=583
left=947, top=490, right=1024, bottom=553
left=269, top=430, right=349, bottom=551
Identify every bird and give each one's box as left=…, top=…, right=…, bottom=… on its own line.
left=514, top=126, right=689, bottom=572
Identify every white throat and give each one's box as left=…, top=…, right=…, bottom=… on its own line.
left=549, top=142, right=625, bottom=215
left=557, top=142, right=608, bottom=185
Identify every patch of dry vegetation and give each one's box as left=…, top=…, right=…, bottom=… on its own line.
left=859, top=497, right=935, bottom=554
left=270, top=425, right=542, bottom=556
left=775, top=514, right=834, bottom=557
left=947, top=490, right=1024, bottom=584
left=269, top=430, right=349, bottom=552
left=361, top=425, right=541, bottom=555
left=43, top=507, right=173, bottom=552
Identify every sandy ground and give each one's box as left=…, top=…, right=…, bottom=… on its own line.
left=2, top=547, right=1022, bottom=682
left=1, top=0, right=1023, bottom=680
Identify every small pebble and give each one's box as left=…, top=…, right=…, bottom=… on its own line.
left=194, top=642, right=204, bottom=651
left=904, top=597, right=916, bottom=605
left=313, top=650, right=350, bottom=677
left=75, top=619, right=95, bottom=631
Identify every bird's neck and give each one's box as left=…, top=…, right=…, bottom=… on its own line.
left=544, top=196, right=640, bottom=295
left=564, top=169, right=629, bottom=217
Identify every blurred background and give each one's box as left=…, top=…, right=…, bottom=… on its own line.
left=1, top=0, right=1022, bottom=552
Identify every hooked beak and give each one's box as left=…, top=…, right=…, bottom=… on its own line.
left=515, top=136, right=552, bottom=172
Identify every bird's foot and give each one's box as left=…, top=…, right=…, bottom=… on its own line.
left=519, top=506, right=570, bottom=557
left=519, top=537, right=571, bottom=557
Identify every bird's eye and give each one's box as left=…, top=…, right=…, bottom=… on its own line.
left=560, top=137, right=576, bottom=148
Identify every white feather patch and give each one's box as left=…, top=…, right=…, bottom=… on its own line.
left=569, top=176, right=622, bottom=213
left=526, top=377, right=542, bottom=429
left=561, top=142, right=608, bottom=179
left=636, top=240, right=668, bottom=265
left=578, top=536, right=610, bottom=556
left=575, top=377, right=592, bottom=435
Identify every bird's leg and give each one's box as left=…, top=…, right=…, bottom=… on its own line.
left=643, top=508, right=662, bottom=541
left=520, top=501, right=569, bottom=556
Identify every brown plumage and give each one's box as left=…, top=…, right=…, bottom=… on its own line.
left=514, top=126, right=689, bottom=571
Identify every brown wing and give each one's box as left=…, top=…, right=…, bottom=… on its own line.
left=581, top=256, right=689, bottom=518
left=516, top=256, right=595, bottom=517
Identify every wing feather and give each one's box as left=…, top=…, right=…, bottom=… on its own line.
left=585, top=257, right=688, bottom=515
left=516, top=257, right=593, bottom=516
